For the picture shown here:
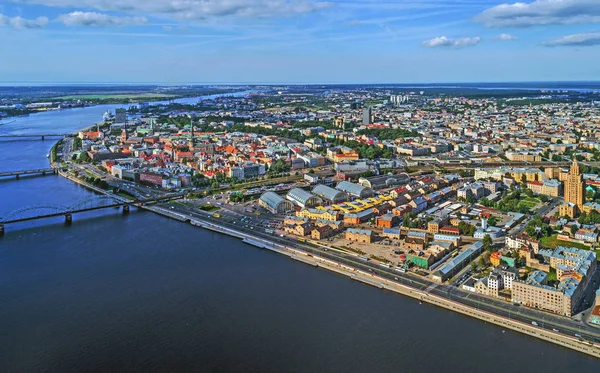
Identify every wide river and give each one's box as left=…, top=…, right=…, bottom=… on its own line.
left=0, top=95, right=598, bottom=372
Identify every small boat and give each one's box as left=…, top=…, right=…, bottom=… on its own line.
left=46, top=153, right=50, bottom=158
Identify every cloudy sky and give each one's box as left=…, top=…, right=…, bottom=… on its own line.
left=1, top=0, right=600, bottom=83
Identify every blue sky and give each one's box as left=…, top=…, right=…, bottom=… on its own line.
left=1, top=0, right=600, bottom=84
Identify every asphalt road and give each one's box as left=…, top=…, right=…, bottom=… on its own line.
left=57, top=149, right=600, bottom=345
left=166, top=201, right=600, bottom=345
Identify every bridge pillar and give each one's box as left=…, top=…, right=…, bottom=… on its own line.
left=0, top=224, right=4, bottom=236
left=64, top=213, right=72, bottom=224
left=16, top=174, right=19, bottom=180
left=41, top=135, right=45, bottom=140
left=123, top=205, right=130, bottom=214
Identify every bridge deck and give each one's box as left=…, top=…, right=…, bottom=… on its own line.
left=0, top=194, right=185, bottom=225
left=0, top=134, right=71, bottom=138
left=0, top=168, right=56, bottom=177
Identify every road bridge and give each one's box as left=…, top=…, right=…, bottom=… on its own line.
left=0, top=133, right=71, bottom=140
left=0, top=168, right=57, bottom=179
left=0, top=193, right=185, bottom=235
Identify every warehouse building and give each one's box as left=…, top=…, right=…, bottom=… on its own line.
left=286, top=188, right=323, bottom=208
left=312, top=184, right=348, bottom=203
left=335, top=181, right=373, bottom=199
left=259, top=192, right=295, bottom=214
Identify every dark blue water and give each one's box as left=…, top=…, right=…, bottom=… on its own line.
left=1, top=99, right=599, bottom=372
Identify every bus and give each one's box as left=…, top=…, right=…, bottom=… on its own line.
left=265, top=229, right=274, bottom=234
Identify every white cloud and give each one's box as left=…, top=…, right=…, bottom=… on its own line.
left=544, top=32, right=600, bottom=47
left=497, top=33, right=518, bottom=40
left=56, top=11, right=147, bottom=26
left=421, top=36, right=481, bottom=48
left=14, top=0, right=334, bottom=20
left=0, top=13, right=48, bottom=29
left=474, top=0, right=600, bottom=28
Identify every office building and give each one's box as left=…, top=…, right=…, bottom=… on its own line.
left=362, top=106, right=373, bottom=125
left=564, top=159, right=585, bottom=209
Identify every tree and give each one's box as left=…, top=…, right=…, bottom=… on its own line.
left=471, top=262, right=478, bottom=273
left=79, top=152, right=91, bottom=163
left=72, top=137, right=82, bottom=150
left=458, top=221, right=476, bottom=236
left=478, top=257, right=485, bottom=268
left=487, top=216, right=498, bottom=227
left=482, top=234, right=493, bottom=252
left=570, top=224, right=578, bottom=236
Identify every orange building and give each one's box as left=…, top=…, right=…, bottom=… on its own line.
left=490, top=251, right=502, bottom=267
left=376, top=214, right=398, bottom=228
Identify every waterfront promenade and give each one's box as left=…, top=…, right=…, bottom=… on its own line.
left=53, top=167, right=600, bottom=358
left=156, top=201, right=600, bottom=359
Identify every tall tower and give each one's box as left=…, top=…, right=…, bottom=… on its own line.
left=362, top=107, right=373, bottom=125
left=564, top=159, right=584, bottom=208
left=190, top=118, right=195, bottom=149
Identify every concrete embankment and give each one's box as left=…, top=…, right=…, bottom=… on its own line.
left=56, top=171, right=600, bottom=359
left=187, top=215, right=600, bottom=358
left=285, top=248, right=600, bottom=359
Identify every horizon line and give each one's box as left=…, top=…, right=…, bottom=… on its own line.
left=2, top=80, right=600, bottom=87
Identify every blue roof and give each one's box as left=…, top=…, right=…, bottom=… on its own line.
left=407, top=230, right=426, bottom=239
left=287, top=188, right=321, bottom=205
left=312, top=184, right=346, bottom=201
left=336, top=181, right=372, bottom=197
left=260, top=192, right=289, bottom=209
left=436, top=242, right=483, bottom=276
left=347, top=228, right=372, bottom=236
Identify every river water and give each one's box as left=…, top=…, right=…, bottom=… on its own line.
left=0, top=94, right=598, bottom=372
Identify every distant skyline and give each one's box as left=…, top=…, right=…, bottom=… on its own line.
left=1, top=0, right=600, bottom=83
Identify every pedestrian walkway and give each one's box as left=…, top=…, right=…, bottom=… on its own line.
left=425, top=283, right=439, bottom=293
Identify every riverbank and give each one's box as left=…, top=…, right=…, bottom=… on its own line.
left=54, top=166, right=600, bottom=359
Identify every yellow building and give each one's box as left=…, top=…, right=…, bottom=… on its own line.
left=296, top=208, right=342, bottom=222
left=505, top=152, right=542, bottom=162
left=541, top=179, right=562, bottom=197
left=564, top=159, right=584, bottom=210
left=545, top=167, right=560, bottom=180
left=509, top=169, right=541, bottom=182
left=560, top=203, right=577, bottom=219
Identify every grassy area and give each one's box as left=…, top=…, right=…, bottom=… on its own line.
left=55, top=93, right=177, bottom=100
left=199, top=204, right=220, bottom=212
left=540, top=234, right=590, bottom=250
left=517, top=197, right=541, bottom=211
left=546, top=267, right=558, bottom=282
left=339, top=246, right=366, bottom=255
left=116, top=192, right=135, bottom=200
left=370, top=255, right=391, bottom=264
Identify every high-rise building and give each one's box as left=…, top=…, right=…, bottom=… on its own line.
left=190, top=118, right=195, bottom=148
left=115, top=108, right=127, bottom=123
left=564, top=159, right=585, bottom=209
left=362, top=107, right=373, bottom=125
